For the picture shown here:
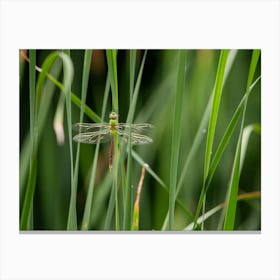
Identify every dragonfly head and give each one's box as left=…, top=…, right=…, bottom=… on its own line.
left=109, top=111, right=118, bottom=120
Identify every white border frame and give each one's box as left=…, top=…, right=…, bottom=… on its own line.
left=1, top=1, right=279, bottom=279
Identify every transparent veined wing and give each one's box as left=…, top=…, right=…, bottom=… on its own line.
left=117, top=123, right=153, bottom=132
left=73, top=128, right=111, bottom=144
left=72, top=123, right=110, bottom=132
left=118, top=130, right=153, bottom=145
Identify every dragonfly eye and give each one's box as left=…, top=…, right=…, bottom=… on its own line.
left=109, top=111, right=118, bottom=120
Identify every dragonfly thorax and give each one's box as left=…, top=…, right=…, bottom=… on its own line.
left=109, top=112, right=118, bottom=135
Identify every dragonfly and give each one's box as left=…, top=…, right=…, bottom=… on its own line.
left=73, top=111, right=153, bottom=170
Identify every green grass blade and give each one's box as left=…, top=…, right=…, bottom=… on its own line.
left=35, top=60, right=102, bottom=122
left=27, top=50, right=36, bottom=229
left=192, top=75, right=260, bottom=230
left=113, top=163, right=120, bottom=229
left=35, top=54, right=64, bottom=134
left=106, top=50, right=119, bottom=112
left=184, top=191, right=261, bottom=230
left=122, top=49, right=136, bottom=230
left=79, top=50, right=92, bottom=122
left=20, top=133, right=31, bottom=200
left=104, top=155, right=123, bottom=230
left=161, top=50, right=238, bottom=230
left=168, top=50, right=187, bottom=230
left=23, top=55, right=101, bottom=122
left=204, top=50, right=229, bottom=180
left=131, top=150, right=166, bottom=188
left=21, top=51, right=60, bottom=229
left=69, top=50, right=92, bottom=230
left=104, top=181, right=116, bottom=230
left=191, top=50, right=229, bottom=229
left=123, top=134, right=132, bottom=230
left=81, top=71, right=110, bottom=230
left=206, top=76, right=261, bottom=189
left=129, top=49, right=137, bottom=102
left=55, top=51, right=75, bottom=230
left=223, top=136, right=242, bottom=230
left=29, top=50, right=36, bottom=149
left=20, top=50, right=36, bottom=230
left=240, top=123, right=261, bottom=171
left=70, top=92, right=101, bottom=122
left=20, top=64, right=101, bottom=199
left=223, top=50, right=260, bottom=230
left=123, top=50, right=147, bottom=230
left=50, top=78, right=101, bottom=122
left=177, top=50, right=237, bottom=195
left=135, top=72, right=176, bottom=123
left=90, top=171, right=113, bottom=228
left=106, top=49, right=120, bottom=230
left=20, top=157, right=37, bottom=229
left=126, top=50, right=147, bottom=123
left=246, top=50, right=261, bottom=89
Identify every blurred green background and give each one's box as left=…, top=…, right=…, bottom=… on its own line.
left=20, top=50, right=261, bottom=230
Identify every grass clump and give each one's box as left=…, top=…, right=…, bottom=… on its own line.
left=20, top=49, right=261, bottom=231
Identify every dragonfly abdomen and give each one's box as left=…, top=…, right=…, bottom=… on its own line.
left=109, top=136, right=114, bottom=171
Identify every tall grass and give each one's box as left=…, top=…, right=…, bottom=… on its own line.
left=20, top=51, right=73, bottom=229
left=20, top=50, right=36, bottom=230
left=106, top=50, right=120, bottom=230
left=76, top=50, right=93, bottom=230
left=168, top=50, right=187, bottom=230
left=223, top=50, right=260, bottom=230
left=20, top=49, right=261, bottom=231
left=192, top=50, right=229, bottom=229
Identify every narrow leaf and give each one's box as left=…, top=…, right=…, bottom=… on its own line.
left=169, top=50, right=187, bottom=230
left=223, top=50, right=260, bottom=230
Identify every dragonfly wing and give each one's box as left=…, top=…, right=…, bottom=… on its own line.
left=117, top=123, right=153, bottom=132
left=118, top=131, right=153, bottom=145
left=72, top=123, right=110, bottom=132
left=73, top=129, right=111, bottom=144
